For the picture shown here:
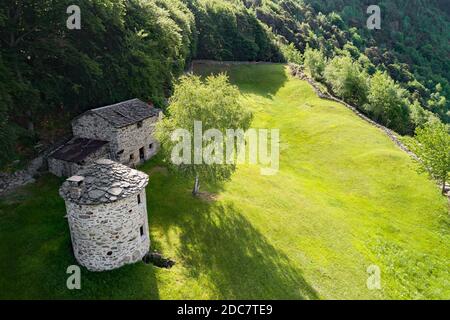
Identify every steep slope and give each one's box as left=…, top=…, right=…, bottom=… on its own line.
left=1, top=64, right=448, bottom=299
left=2, top=0, right=449, bottom=167
left=305, top=0, right=450, bottom=118
left=186, top=0, right=449, bottom=133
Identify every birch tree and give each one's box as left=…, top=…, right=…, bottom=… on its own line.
left=156, top=74, right=252, bottom=196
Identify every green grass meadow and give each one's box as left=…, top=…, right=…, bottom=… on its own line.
left=0, top=64, right=448, bottom=299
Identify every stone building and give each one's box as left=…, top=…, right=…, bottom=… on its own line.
left=59, top=159, right=150, bottom=272
left=48, top=138, right=110, bottom=178
left=49, top=98, right=162, bottom=177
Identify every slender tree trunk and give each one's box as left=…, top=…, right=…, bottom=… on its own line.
left=192, top=175, right=200, bottom=196
left=442, top=179, right=447, bottom=195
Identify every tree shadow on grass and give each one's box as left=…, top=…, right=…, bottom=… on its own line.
left=145, top=164, right=318, bottom=299
left=177, top=202, right=319, bottom=300
left=194, top=63, right=288, bottom=99
left=0, top=174, right=159, bottom=300
left=13, top=235, right=160, bottom=300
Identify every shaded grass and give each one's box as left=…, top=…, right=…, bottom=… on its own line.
left=0, top=64, right=448, bottom=299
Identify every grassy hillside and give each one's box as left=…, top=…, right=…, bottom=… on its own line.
left=241, top=0, right=450, bottom=123
left=0, top=64, right=448, bottom=299
left=3, top=0, right=449, bottom=168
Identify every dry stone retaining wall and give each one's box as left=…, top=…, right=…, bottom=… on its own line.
left=0, top=136, right=71, bottom=196
left=288, top=63, right=419, bottom=161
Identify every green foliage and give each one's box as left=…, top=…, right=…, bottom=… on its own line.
left=411, top=121, right=450, bottom=193
left=156, top=74, right=252, bottom=192
left=303, top=0, right=450, bottom=123
left=303, top=47, right=326, bottom=81
left=0, top=0, right=197, bottom=166
left=1, top=64, right=448, bottom=300
left=123, top=0, right=196, bottom=104
left=365, top=71, right=412, bottom=134
left=187, top=0, right=282, bottom=61
left=357, top=54, right=376, bottom=75
left=236, top=0, right=450, bottom=125
left=0, top=54, right=15, bottom=167
left=250, top=0, right=350, bottom=56
left=1, top=0, right=449, bottom=167
left=280, top=43, right=303, bottom=65
left=428, top=84, right=447, bottom=119
left=409, top=100, right=440, bottom=129
left=342, top=42, right=360, bottom=59
left=324, top=55, right=369, bottom=105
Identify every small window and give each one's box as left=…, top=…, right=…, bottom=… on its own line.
left=130, top=153, right=134, bottom=160
left=149, top=143, right=153, bottom=150
left=107, top=251, right=112, bottom=256
left=137, top=194, right=141, bottom=204
left=140, top=226, right=144, bottom=237
left=137, top=121, right=143, bottom=128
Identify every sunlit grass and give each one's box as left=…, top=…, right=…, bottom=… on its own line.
left=0, top=64, right=448, bottom=299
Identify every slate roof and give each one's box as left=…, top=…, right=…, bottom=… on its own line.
left=50, top=138, right=109, bottom=163
left=59, top=159, right=149, bottom=205
left=83, top=98, right=160, bottom=128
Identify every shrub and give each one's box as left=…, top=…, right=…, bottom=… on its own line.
left=323, top=55, right=369, bottom=105
left=303, top=47, right=326, bottom=81
left=281, top=43, right=303, bottom=65
left=410, top=100, right=440, bottom=129
left=365, top=71, right=412, bottom=134
left=410, top=121, right=450, bottom=194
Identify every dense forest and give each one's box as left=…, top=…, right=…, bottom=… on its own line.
left=0, top=0, right=449, bottom=168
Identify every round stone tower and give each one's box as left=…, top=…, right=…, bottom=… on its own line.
left=59, top=159, right=150, bottom=272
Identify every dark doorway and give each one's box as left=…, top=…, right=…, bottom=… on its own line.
left=139, top=147, right=145, bottom=161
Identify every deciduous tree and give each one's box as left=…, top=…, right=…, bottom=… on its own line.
left=365, top=71, right=412, bottom=134
left=411, top=121, right=450, bottom=194
left=156, top=74, right=252, bottom=196
left=324, top=55, right=369, bottom=105
left=303, top=47, right=326, bottom=81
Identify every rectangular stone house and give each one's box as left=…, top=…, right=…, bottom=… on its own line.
left=48, top=99, right=162, bottom=177
left=48, top=138, right=110, bottom=177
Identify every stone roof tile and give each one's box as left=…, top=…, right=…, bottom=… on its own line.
left=50, top=138, right=109, bottom=163
left=59, top=159, right=149, bottom=205
left=89, top=98, right=161, bottom=128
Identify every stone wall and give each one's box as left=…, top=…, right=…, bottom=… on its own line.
left=193, top=60, right=280, bottom=66
left=66, top=189, right=150, bottom=271
left=0, top=136, right=71, bottom=196
left=288, top=63, right=419, bottom=161
left=48, top=157, right=68, bottom=178
left=115, top=115, right=161, bottom=166
left=72, top=112, right=161, bottom=167
left=0, top=160, right=40, bottom=195
left=72, top=113, right=117, bottom=145
left=48, top=144, right=111, bottom=177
